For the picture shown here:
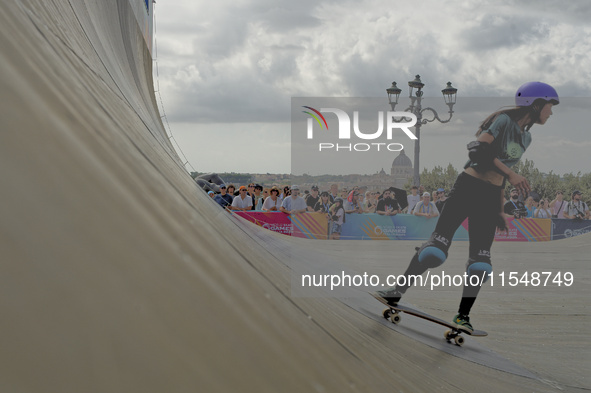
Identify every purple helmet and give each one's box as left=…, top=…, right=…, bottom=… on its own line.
left=515, top=82, right=559, bottom=107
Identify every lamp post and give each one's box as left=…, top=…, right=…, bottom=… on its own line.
left=387, top=75, right=457, bottom=187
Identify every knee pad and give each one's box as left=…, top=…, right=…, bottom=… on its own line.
left=418, top=247, right=447, bottom=268
left=466, top=261, right=492, bottom=283
left=417, top=232, right=450, bottom=268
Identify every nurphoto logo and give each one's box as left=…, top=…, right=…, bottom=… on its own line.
left=301, top=106, right=418, bottom=152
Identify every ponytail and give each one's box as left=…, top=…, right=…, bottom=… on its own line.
left=475, top=101, right=546, bottom=136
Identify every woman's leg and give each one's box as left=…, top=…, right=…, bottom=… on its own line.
left=457, top=212, right=497, bottom=315
left=376, top=173, right=473, bottom=304
left=454, top=182, right=502, bottom=331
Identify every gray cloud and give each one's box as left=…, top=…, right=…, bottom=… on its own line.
left=461, top=16, right=550, bottom=51
left=154, top=0, right=591, bottom=174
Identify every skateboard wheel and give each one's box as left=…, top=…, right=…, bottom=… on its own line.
left=390, top=313, right=401, bottom=324
left=382, top=308, right=391, bottom=319
left=454, top=335, right=464, bottom=346
left=444, top=330, right=452, bottom=341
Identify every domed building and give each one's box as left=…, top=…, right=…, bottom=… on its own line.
left=335, top=150, right=414, bottom=192
left=390, top=149, right=413, bottom=188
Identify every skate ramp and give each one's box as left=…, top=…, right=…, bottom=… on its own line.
left=0, top=1, right=588, bottom=392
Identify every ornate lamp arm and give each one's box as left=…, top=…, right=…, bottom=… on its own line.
left=390, top=106, right=415, bottom=122
left=419, top=107, right=454, bottom=125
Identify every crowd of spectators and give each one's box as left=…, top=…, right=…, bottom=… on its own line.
left=211, top=183, right=448, bottom=223
left=209, top=182, right=590, bottom=222
left=503, top=189, right=589, bottom=220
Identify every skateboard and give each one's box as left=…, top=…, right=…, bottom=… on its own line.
left=372, top=294, right=488, bottom=346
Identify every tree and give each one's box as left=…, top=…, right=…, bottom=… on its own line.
left=510, top=160, right=591, bottom=204
left=417, top=164, right=459, bottom=193
left=560, top=172, right=591, bottom=204
left=417, top=159, right=591, bottom=205
left=510, top=159, right=546, bottom=199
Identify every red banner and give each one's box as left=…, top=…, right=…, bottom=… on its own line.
left=233, top=212, right=329, bottom=239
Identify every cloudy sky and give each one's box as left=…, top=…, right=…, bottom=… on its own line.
left=153, top=0, right=591, bottom=176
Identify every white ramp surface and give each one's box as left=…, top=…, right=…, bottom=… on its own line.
left=0, top=1, right=589, bottom=392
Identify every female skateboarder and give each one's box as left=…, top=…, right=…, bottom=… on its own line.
left=375, top=82, right=559, bottom=332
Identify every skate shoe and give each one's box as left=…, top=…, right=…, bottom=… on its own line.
left=453, top=313, right=474, bottom=334
left=373, top=288, right=402, bottom=308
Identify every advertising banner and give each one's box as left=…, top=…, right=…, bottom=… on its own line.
left=551, top=219, right=591, bottom=240
left=340, top=214, right=437, bottom=240
left=339, top=215, right=553, bottom=242
left=455, top=217, right=552, bottom=242
left=235, top=212, right=569, bottom=242
left=234, top=212, right=328, bottom=239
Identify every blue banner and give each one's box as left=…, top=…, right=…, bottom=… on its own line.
left=551, top=219, right=591, bottom=240
left=338, top=214, right=555, bottom=241
left=340, top=214, right=447, bottom=240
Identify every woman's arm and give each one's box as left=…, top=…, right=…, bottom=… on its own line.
left=477, top=132, right=530, bottom=196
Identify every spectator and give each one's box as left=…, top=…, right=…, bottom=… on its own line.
left=231, top=186, right=253, bottom=211
left=280, top=185, right=307, bottom=214
left=262, top=186, right=281, bottom=211
left=407, top=186, right=420, bottom=213
left=328, top=197, right=346, bottom=240
left=533, top=197, right=540, bottom=212
left=314, top=191, right=332, bottom=213
left=252, top=184, right=264, bottom=210
left=306, top=185, right=321, bottom=212
left=363, top=191, right=377, bottom=213
left=246, top=183, right=257, bottom=210
left=262, top=188, right=270, bottom=200
left=524, top=196, right=535, bottom=218
left=329, top=183, right=339, bottom=204
left=207, top=191, right=215, bottom=198
left=376, top=189, right=401, bottom=216
left=357, top=186, right=368, bottom=205
left=534, top=198, right=552, bottom=218
left=344, top=191, right=363, bottom=214
left=247, top=183, right=255, bottom=195
left=550, top=191, right=567, bottom=219
left=214, top=184, right=233, bottom=209
left=435, top=188, right=448, bottom=212
left=226, top=184, right=236, bottom=197
left=413, top=192, right=439, bottom=218
left=279, top=186, right=290, bottom=205
left=432, top=190, right=440, bottom=205
left=504, top=188, right=527, bottom=218
left=564, top=190, right=590, bottom=220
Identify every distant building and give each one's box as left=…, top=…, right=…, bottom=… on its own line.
left=255, top=150, right=414, bottom=193
left=390, top=149, right=413, bottom=188
left=332, top=150, right=413, bottom=192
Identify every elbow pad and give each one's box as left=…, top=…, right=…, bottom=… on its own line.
left=467, top=141, right=496, bottom=165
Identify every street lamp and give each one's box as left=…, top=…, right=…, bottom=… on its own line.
left=386, top=75, right=457, bottom=187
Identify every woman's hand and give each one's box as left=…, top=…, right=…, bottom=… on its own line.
left=496, top=213, right=509, bottom=233
left=508, top=172, right=531, bottom=196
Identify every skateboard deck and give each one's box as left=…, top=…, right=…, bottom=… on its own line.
left=372, top=294, right=487, bottom=346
